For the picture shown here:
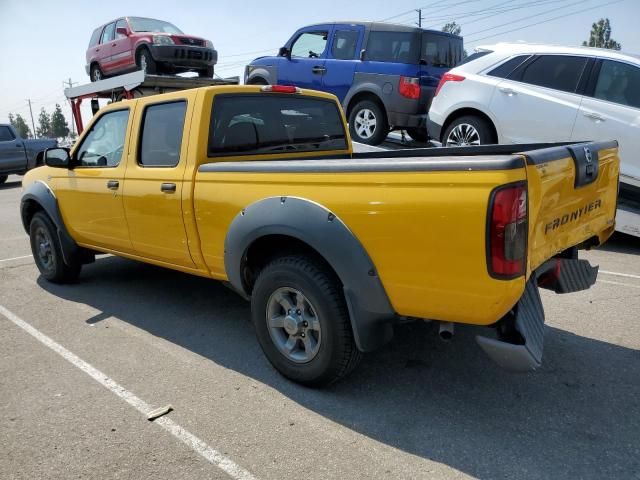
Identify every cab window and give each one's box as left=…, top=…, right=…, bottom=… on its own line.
left=332, top=30, right=359, bottom=60
left=593, top=60, right=640, bottom=109
left=516, top=55, right=588, bottom=93
left=366, top=31, right=418, bottom=64
left=75, top=110, right=129, bottom=168
left=115, top=19, right=128, bottom=39
left=100, top=23, right=115, bottom=44
left=138, top=101, right=187, bottom=167
left=208, top=94, right=347, bottom=156
left=291, top=31, right=328, bottom=58
left=0, top=126, right=15, bottom=141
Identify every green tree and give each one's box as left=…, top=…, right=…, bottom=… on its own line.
left=36, top=108, right=52, bottom=138
left=50, top=103, right=70, bottom=138
left=8, top=113, right=32, bottom=138
left=582, top=18, right=621, bottom=50
left=442, top=21, right=462, bottom=36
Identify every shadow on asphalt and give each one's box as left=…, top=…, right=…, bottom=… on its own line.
left=0, top=180, right=21, bottom=190
left=38, top=252, right=639, bottom=479
left=595, top=231, right=639, bottom=255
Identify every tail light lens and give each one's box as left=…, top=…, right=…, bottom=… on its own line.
left=434, top=73, right=465, bottom=97
left=261, top=85, right=300, bottom=94
left=487, top=182, right=528, bottom=279
left=399, top=76, right=420, bottom=99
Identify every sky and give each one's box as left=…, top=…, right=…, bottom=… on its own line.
left=1, top=0, right=638, bottom=132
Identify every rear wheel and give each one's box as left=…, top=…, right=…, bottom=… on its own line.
left=348, top=99, right=388, bottom=145
left=406, top=127, right=429, bottom=143
left=29, top=212, right=81, bottom=283
left=137, top=48, right=157, bottom=74
left=443, top=115, right=496, bottom=146
left=0, top=175, right=7, bottom=185
left=248, top=77, right=268, bottom=85
left=90, top=64, right=104, bottom=82
left=251, top=254, right=362, bottom=386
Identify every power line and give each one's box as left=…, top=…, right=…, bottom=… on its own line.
left=379, top=0, right=450, bottom=22
left=465, top=0, right=627, bottom=45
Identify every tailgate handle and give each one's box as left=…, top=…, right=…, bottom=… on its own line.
left=566, top=144, right=599, bottom=188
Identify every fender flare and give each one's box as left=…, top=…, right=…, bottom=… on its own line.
left=343, top=83, right=386, bottom=116
left=246, top=64, right=277, bottom=85
left=20, top=181, right=86, bottom=266
left=224, top=196, right=395, bottom=352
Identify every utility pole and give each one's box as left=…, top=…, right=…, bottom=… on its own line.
left=416, top=8, right=423, bottom=28
left=26, top=99, right=36, bottom=138
left=63, top=78, right=78, bottom=136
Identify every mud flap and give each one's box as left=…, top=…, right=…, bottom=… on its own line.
left=537, top=258, right=598, bottom=294
left=476, top=276, right=545, bottom=372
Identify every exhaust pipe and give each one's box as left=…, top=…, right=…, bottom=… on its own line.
left=438, top=322, right=454, bottom=341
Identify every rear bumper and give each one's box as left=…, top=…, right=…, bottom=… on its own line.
left=149, top=45, right=217, bottom=68
left=426, top=116, right=442, bottom=142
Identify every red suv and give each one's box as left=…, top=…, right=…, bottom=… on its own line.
left=86, top=16, right=217, bottom=81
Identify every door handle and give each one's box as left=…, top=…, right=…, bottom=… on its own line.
left=16, top=143, right=23, bottom=148
left=107, top=180, right=119, bottom=190
left=499, top=87, right=516, bottom=95
left=161, top=182, right=176, bottom=193
left=584, top=111, right=605, bottom=122
left=111, top=43, right=117, bottom=47
left=311, top=66, right=326, bottom=74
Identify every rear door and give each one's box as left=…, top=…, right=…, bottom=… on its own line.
left=524, top=142, right=619, bottom=271
left=278, top=26, right=332, bottom=90
left=490, top=55, right=589, bottom=143
left=122, top=98, right=195, bottom=268
left=322, top=25, right=364, bottom=102
left=571, top=58, right=640, bottom=187
left=0, top=125, right=27, bottom=173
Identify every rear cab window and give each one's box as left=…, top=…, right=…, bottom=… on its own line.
left=208, top=95, right=347, bottom=157
left=88, top=27, right=102, bottom=48
left=139, top=101, right=187, bottom=167
left=511, top=55, right=589, bottom=93
left=0, top=126, right=16, bottom=141
left=100, top=23, right=115, bottom=44
left=592, top=60, right=640, bottom=109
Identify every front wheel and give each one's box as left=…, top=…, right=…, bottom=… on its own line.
left=137, top=48, right=157, bottom=75
left=442, top=115, right=496, bottom=146
left=251, top=255, right=362, bottom=386
left=90, top=64, right=104, bottom=82
left=348, top=100, right=389, bottom=146
left=29, top=212, right=81, bottom=283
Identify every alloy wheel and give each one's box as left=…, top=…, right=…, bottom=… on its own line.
left=446, top=123, right=481, bottom=146
left=354, top=108, right=377, bottom=139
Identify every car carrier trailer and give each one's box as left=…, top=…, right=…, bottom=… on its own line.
left=64, top=69, right=239, bottom=134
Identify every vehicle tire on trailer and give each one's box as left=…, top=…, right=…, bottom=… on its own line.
left=137, top=48, right=157, bottom=75
left=251, top=254, right=362, bottom=386
left=406, top=127, right=429, bottom=143
left=348, top=99, right=389, bottom=146
left=0, top=175, right=8, bottom=185
left=90, top=64, right=104, bottom=82
left=248, top=77, right=268, bottom=85
left=199, top=66, right=214, bottom=78
left=442, top=115, right=496, bottom=146
left=29, top=212, right=81, bottom=283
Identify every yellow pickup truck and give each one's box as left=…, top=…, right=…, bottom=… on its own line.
left=21, top=85, right=618, bottom=385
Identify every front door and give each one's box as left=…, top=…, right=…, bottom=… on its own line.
left=278, top=26, right=332, bottom=90
left=571, top=58, right=640, bottom=186
left=322, top=25, right=364, bottom=103
left=110, top=18, right=134, bottom=72
left=122, top=99, right=195, bottom=268
left=55, top=108, right=133, bottom=252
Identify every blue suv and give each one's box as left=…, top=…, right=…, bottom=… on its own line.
left=245, top=22, right=463, bottom=145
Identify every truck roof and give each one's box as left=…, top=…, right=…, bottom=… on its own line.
left=302, top=21, right=462, bottom=37
left=476, top=42, right=640, bottom=64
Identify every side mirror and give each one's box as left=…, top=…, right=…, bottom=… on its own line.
left=359, top=49, right=366, bottom=61
left=278, top=46, right=291, bottom=58
left=116, top=27, right=129, bottom=37
left=44, top=147, right=71, bottom=168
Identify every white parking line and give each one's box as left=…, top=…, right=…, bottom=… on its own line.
left=0, top=304, right=258, bottom=480
left=600, top=270, right=640, bottom=280
left=598, top=279, right=640, bottom=290
left=0, top=254, right=32, bottom=263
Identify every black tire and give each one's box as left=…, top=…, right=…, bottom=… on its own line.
left=199, top=66, right=214, bottom=78
left=0, top=175, right=7, bottom=185
left=406, top=127, right=429, bottom=143
left=251, top=254, right=362, bottom=386
left=348, top=99, right=389, bottom=146
left=29, top=212, right=81, bottom=283
left=137, top=48, right=157, bottom=74
left=248, top=77, right=268, bottom=85
left=90, top=63, right=104, bottom=82
left=442, top=115, right=496, bottom=146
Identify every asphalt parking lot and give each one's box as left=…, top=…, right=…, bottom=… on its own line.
left=1, top=174, right=639, bottom=480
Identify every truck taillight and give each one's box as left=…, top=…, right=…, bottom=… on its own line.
left=398, top=76, right=420, bottom=99
left=434, top=73, right=465, bottom=97
left=487, top=182, right=528, bottom=279
left=261, top=85, right=300, bottom=94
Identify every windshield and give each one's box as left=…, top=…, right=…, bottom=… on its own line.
left=128, top=17, right=183, bottom=34
left=422, top=32, right=463, bottom=68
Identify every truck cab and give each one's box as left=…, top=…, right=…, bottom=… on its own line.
left=245, top=22, right=463, bottom=145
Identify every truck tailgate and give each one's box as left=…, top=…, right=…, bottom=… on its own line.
left=523, top=141, right=619, bottom=272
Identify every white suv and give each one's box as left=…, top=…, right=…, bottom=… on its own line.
left=427, top=43, right=640, bottom=189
